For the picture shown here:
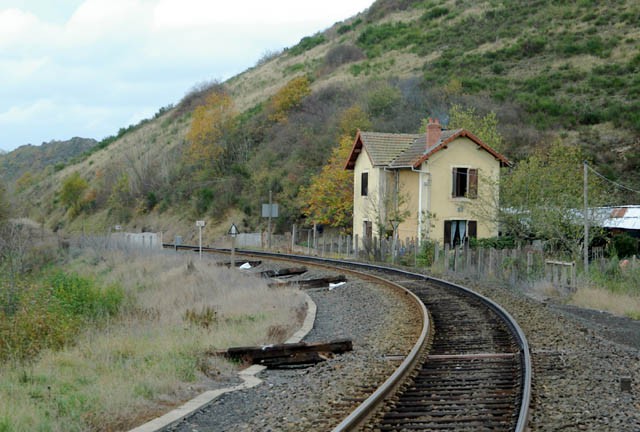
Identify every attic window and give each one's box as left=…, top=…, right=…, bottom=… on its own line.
left=452, top=167, right=478, bottom=199
left=361, top=172, right=368, bottom=196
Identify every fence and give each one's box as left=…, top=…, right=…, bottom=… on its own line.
left=288, top=230, right=581, bottom=293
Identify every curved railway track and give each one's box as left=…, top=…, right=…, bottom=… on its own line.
left=168, top=245, right=531, bottom=431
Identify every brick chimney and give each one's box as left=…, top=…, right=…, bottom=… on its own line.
left=426, top=117, right=441, bottom=149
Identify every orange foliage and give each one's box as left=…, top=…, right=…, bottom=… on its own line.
left=300, top=105, right=371, bottom=230
left=268, top=76, right=311, bottom=123
left=185, top=90, right=236, bottom=170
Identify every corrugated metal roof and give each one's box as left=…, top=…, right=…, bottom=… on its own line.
left=599, top=206, right=640, bottom=231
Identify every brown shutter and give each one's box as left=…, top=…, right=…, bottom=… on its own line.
left=444, top=221, right=452, bottom=247
left=468, top=169, right=478, bottom=199
left=468, top=220, right=477, bottom=239
left=361, top=172, right=368, bottom=196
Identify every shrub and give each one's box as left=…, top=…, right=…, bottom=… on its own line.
left=416, top=239, right=437, bottom=267
left=323, top=44, right=366, bottom=72
left=288, top=34, right=326, bottom=56
left=0, top=271, right=124, bottom=361
left=609, top=233, right=638, bottom=258
left=421, top=6, right=449, bottom=21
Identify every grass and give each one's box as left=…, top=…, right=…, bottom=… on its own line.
left=0, top=247, right=305, bottom=431
left=571, top=286, right=640, bottom=319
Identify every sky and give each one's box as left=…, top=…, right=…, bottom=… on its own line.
left=0, top=0, right=374, bottom=153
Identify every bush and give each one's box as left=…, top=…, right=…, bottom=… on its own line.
left=609, top=233, right=638, bottom=258
left=288, top=34, right=326, bottom=56
left=416, top=239, right=437, bottom=267
left=323, top=44, right=366, bottom=72
left=470, top=236, right=516, bottom=249
left=0, top=271, right=124, bottom=361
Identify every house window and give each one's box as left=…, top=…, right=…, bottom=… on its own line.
left=444, top=220, right=477, bottom=247
left=361, top=172, right=368, bottom=196
left=452, top=168, right=478, bottom=199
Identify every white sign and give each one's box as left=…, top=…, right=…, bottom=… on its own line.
left=261, top=203, right=279, bottom=218
left=228, top=223, right=239, bottom=237
left=196, top=220, right=205, bottom=227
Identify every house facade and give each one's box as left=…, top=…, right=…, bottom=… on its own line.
left=345, top=118, right=510, bottom=248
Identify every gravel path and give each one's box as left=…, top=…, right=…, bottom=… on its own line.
left=165, top=266, right=422, bottom=432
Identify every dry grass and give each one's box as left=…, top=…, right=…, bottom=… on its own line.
left=0, top=248, right=305, bottom=431
left=570, top=286, right=640, bottom=319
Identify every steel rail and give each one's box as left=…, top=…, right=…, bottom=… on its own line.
left=166, top=245, right=531, bottom=431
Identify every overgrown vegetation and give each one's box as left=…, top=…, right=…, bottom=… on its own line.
left=0, top=237, right=305, bottom=431
left=0, top=271, right=124, bottom=362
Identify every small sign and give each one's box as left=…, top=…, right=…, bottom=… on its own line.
left=228, top=223, right=239, bottom=237
left=262, top=203, right=279, bottom=218
left=196, top=220, right=205, bottom=227
left=114, top=225, right=122, bottom=231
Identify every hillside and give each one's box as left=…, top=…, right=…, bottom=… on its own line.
left=0, top=137, right=98, bottom=188
left=10, top=0, right=640, bottom=241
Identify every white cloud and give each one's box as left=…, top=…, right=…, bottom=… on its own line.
left=0, top=0, right=374, bottom=151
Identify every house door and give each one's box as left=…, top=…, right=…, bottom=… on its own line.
left=444, top=220, right=477, bottom=247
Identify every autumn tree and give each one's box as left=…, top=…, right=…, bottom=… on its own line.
left=300, top=105, right=370, bottom=231
left=185, top=88, right=237, bottom=173
left=60, top=172, right=88, bottom=216
left=268, top=76, right=312, bottom=123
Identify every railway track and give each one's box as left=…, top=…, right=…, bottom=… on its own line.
left=167, top=245, right=531, bottom=431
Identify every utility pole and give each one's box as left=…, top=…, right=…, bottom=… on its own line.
left=268, top=189, right=272, bottom=250
left=583, top=161, right=589, bottom=274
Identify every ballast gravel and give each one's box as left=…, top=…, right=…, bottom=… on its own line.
left=163, top=257, right=640, bottom=432
left=165, top=266, right=422, bottom=432
left=455, top=275, right=640, bottom=432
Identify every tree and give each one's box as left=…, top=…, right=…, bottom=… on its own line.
left=60, top=172, right=88, bottom=216
left=300, top=106, right=370, bottom=230
left=268, top=76, right=311, bottom=123
left=422, top=104, right=504, bottom=152
left=185, top=89, right=237, bottom=173
left=0, top=181, right=9, bottom=227
left=499, top=140, right=609, bottom=258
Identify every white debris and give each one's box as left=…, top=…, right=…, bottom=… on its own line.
left=328, top=282, right=346, bottom=291
left=239, top=262, right=252, bottom=269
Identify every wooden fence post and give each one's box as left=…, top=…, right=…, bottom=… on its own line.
left=444, top=243, right=450, bottom=271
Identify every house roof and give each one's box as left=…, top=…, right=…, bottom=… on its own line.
left=344, top=128, right=510, bottom=170
left=598, top=206, right=640, bottom=231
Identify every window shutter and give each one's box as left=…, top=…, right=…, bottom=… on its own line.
left=444, top=221, right=452, bottom=247
left=451, top=169, right=457, bottom=197
left=468, top=169, right=478, bottom=198
left=468, top=220, right=477, bottom=239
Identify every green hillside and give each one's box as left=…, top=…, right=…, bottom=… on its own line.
left=9, top=0, right=640, bottom=240
left=0, top=137, right=98, bottom=188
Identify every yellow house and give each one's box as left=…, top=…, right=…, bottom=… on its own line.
left=344, top=118, right=510, bottom=248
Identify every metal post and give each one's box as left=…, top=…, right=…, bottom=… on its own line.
left=291, top=224, right=296, bottom=253
left=231, top=235, right=236, bottom=268
left=584, top=161, right=589, bottom=274
left=268, top=189, right=272, bottom=250
left=198, top=225, right=202, bottom=260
